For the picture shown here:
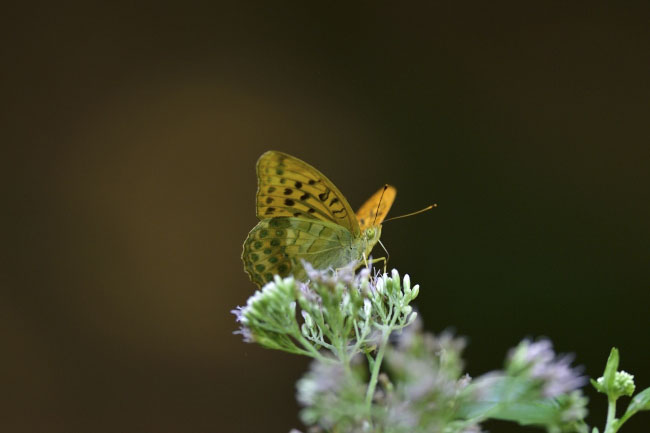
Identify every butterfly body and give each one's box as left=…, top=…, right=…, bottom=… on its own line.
left=242, top=151, right=394, bottom=287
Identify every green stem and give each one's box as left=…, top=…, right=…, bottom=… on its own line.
left=616, top=409, right=635, bottom=431
left=364, top=296, right=402, bottom=411
left=295, top=333, right=329, bottom=363
left=364, top=309, right=400, bottom=415
left=604, top=397, right=617, bottom=433
left=365, top=329, right=389, bottom=409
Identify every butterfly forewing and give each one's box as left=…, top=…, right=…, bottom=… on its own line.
left=356, top=185, right=397, bottom=230
left=242, top=217, right=356, bottom=285
left=256, top=151, right=360, bottom=236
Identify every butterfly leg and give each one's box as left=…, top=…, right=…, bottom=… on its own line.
left=376, top=239, right=390, bottom=273
left=367, top=256, right=388, bottom=274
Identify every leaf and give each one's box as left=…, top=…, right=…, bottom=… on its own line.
left=591, top=378, right=605, bottom=393
left=489, top=401, right=563, bottom=425
left=603, top=347, right=619, bottom=393
left=460, top=376, right=558, bottom=423
left=626, top=387, right=650, bottom=415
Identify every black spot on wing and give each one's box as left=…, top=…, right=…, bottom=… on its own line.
left=269, top=218, right=290, bottom=228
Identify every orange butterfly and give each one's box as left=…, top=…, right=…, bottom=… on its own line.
left=242, top=151, right=396, bottom=287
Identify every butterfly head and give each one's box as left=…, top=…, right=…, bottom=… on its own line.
left=362, top=225, right=382, bottom=255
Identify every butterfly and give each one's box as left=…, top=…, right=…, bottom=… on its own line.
left=242, top=151, right=396, bottom=287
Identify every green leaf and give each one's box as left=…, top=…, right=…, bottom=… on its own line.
left=591, top=378, right=604, bottom=393
left=459, top=376, right=563, bottom=425
left=603, top=347, right=619, bottom=393
left=626, top=387, right=650, bottom=415
left=489, top=401, right=562, bottom=425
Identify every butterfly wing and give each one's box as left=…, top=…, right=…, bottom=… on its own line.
left=242, top=217, right=358, bottom=287
left=255, top=151, right=361, bottom=237
left=356, top=185, right=396, bottom=230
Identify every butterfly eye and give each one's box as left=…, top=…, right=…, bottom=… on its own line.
left=366, top=228, right=375, bottom=238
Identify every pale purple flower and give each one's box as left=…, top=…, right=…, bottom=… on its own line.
left=508, top=339, right=586, bottom=397
left=233, top=326, right=255, bottom=343
left=297, top=360, right=347, bottom=406
left=302, top=260, right=357, bottom=288
left=231, top=306, right=255, bottom=343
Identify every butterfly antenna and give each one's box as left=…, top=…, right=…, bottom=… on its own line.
left=372, top=184, right=389, bottom=227
left=382, top=203, right=437, bottom=223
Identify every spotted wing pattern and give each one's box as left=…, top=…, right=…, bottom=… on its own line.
left=356, top=185, right=396, bottom=231
left=255, top=151, right=360, bottom=237
left=242, top=217, right=356, bottom=287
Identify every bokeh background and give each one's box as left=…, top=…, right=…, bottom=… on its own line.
left=3, top=2, right=649, bottom=432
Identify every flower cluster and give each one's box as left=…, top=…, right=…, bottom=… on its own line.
left=463, top=339, right=589, bottom=433
left=380, top=319, right=478, bottom=433
left=233, top=262, right=419, bottom=363
left=296, top=359, right=368, bottom=431
left=292, top=318, right=480, bottom=433
left=233, top=263, right=650, bottom=433
left=506, top=339, right=587, bottom=398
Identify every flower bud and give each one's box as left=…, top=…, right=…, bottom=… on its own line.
left=364, top=298, right=372, bottom=318
left=614, top=371, right=636, bottom=397
left=302, top=310, right=314, bottom=329
left=411, top=284, right=420, bottom=300
left=342, top=293, right=350, bottom=311
left=375, top=278, right=384, bottom=295
left=391, top=269, right=400, bottom=287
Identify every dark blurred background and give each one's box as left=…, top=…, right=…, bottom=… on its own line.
left=2, top=2, right=649, bottom=432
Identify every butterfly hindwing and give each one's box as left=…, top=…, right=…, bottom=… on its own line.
left=256, top=151, right=360, bottom=236
left=242, top=216, right=357, bottom=286
left=356, top=185, right=396, bottom=231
